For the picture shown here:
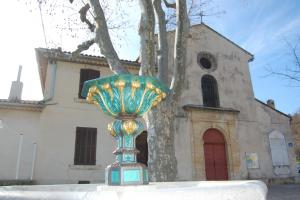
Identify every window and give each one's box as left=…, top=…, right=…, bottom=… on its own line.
left=74, top=127, right=97, bottom=165
left=199, top=57, right=212, bottom=69
left=269, top=130, right=289, bottom=166
left=201, top=75, right=220, bottom=107
left=78, top=69, right=100, bottom=99
left=197, top=52, right=217, bottom=72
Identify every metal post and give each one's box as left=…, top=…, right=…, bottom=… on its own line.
left=16, top=134, right=23, bottom=180
left=30, top=143, right=37, bottom=180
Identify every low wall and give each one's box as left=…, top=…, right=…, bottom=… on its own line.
left=0, top=180, right=267, bottom=200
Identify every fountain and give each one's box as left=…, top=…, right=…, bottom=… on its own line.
left=81, top=74, right=168, bottom=185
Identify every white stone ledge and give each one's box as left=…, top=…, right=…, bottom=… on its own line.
left=0, top=180, right=267, bottom=200
left=68, top=164, right=103, bottom=170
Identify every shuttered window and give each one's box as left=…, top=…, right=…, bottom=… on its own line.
left=74, top=127, right=97, bottom=165
left=201, top=75, right=220, bottom=107
left=269, top=130, right=289, bottom=166
left=78, top=69, right=100, bottom=99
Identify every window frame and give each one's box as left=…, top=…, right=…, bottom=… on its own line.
left=197, top=52, right=217, bottom=72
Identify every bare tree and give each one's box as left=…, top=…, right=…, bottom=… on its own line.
left=68, top=0, right=190, bottom=181
left=266, top=37, right=300, bottom=87
left=20, top=0, right=133, bottom=51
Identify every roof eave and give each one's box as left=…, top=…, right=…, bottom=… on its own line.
left=255, top=98, right=291, bottom=119
left=0, top=101, right=45, bottom=112
left=183, top=104, right=240, bottom=113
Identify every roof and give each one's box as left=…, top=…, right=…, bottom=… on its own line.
left=0, top=99, right=45, bottom=112
left=166, top=23, right=254, bottom=62
left=183, top=104, right=240, bottom=113
left=200, top=23, right=254, bottom=61
left=35, top=48, right=140, bottom=92
left=255, top=98, right=291, bottom=119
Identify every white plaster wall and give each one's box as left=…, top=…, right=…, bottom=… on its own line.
left=0, top=109, right=41, bottom=180
left=34, top=62, right=117, bottom=184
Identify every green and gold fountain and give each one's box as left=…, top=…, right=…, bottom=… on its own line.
left=81, top=74, right=169, bottom=185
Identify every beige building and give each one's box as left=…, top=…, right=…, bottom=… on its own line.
left=0, top=24, right=298, bottom=184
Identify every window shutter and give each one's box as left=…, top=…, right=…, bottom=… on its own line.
left=74, top=127, right=97, bottom=165
left=78, top=69, right=100, bottom=99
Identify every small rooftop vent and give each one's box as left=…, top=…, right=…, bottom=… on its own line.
left=267, top=99, right=275, bottom=109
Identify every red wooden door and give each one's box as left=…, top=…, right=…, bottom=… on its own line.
left=203, top=129, right=228, bottom=180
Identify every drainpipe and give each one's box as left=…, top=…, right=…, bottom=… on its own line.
left=30, top=143, right=37, bottom=180
left=43, top=59, right=57, bottom=102
left=16, top=134, right=23, bottom=180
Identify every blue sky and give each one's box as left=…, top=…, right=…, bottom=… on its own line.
left=204, top=0, right=300, bottom=114
left=0, top=0, right=299, bottom=114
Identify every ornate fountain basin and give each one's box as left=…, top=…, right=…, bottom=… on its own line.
left=82, top=74, right=168, bottom=118
left=81, top=74, right=169, bottom=185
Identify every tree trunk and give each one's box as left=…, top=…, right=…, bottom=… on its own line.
left=145, top=0, right=189, bottom=182
left=145, top=98, right=177, bottom=181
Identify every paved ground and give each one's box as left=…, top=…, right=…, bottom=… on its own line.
left=267, top=184, right=300, bottom=200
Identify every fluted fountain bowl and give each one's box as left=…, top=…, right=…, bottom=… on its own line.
left=81, top=74, right=169, bottom=118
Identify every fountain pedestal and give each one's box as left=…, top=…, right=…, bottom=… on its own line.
left=105, top=119, right=148, bottom=185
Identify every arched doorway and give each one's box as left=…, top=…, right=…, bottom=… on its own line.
left=203, top=128, right=228, bottom=180
left=136, top=131, right=148, bottom=166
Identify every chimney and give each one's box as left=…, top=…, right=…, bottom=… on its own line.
left=267, top=99, right=275, bottom=109
left=8, top=65, right=23, bottom=101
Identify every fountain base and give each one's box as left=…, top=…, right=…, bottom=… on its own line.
left=105, top=163, right=149, bottom=185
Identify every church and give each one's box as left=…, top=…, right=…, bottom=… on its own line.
left=0, top=24, right=298, bottom=184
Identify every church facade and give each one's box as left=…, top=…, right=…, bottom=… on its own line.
left=0, top=24, right=298, bottom=184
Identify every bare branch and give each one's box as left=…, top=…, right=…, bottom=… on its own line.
left=89, top=0, right=129, bottom=74
left=264, top=65, right=300, bottom=87
left=170, top=0, right=190, bottom=92
left=72, top=38, right=95, bottom=57
left=79, top=4, right=96, bottom=32
left=138, top=0, right=156, bottom=76
left=153, top=0, right=169, bottom=84
left=163, top=0, right=176, bottom=9
left=290, top=40, right=300, bottom=68
left=266, top=37, right=300, bottom=86
left=267, top=71, right=300, bottom=82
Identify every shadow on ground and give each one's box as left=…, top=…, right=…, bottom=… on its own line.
left=267, top=184, right=300, bottom=200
